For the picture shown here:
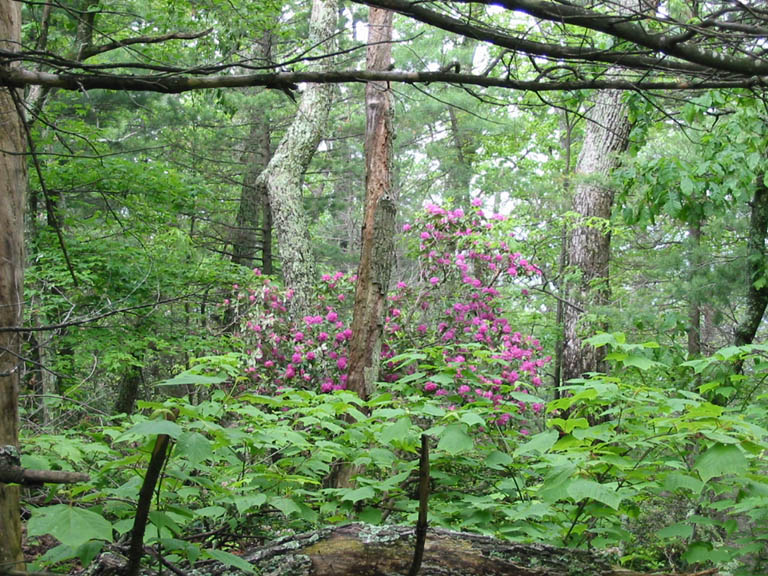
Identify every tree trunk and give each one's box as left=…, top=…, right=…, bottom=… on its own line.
left=257, top=0, right=338, bottom=316
left=0, top=0, right=27, bottom=568
left=687, top=219, right=702, bottom=357
left=347, top=7, right=395, bottom=402
left=562, top=89, right=630, bottom=383
left=113, top=359, right=144, bottom=415
left=553, top=111, right=575, bottom=398
left=232, top=35, right=273, bottom=270
left=227, top=523, right=623, bottom=576
left=734, top=174, right=768, bottom=347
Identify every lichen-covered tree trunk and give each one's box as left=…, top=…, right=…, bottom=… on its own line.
left=0, top=0, right=27, bottom=568
left=257, top=0, right=337, bottom=316
left=232, top=35, right=273, bottom=271
left=734, top=173, right=768, bottom=347
left=346, top=7, right=395, bottom=402
left=231, top=524, right=621, bottom=576
left=562, top=88, right=630, bottom=383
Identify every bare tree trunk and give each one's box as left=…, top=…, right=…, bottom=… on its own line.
left=734, top=175, right=768, bottom=347
left=346, top=7, right=395, bottom=403
left=257, top=0, right=338, bottom=316
left=0, top=0, right=27, bottom=567
left=687, top=219, right=702, bottom=357
left=562, top=89, right=630, bottom=383
left=553, top=111, right=575, bottom=397
left=232, top=35, right=273, bottom=270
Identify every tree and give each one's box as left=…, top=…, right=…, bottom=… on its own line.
left=347, top=7, right=396, bottom=402
left=255, top=0, right=338, bottom=316
left=0, top=2, right=27, bottom=568
left=562, top=89, right=631, bottom=382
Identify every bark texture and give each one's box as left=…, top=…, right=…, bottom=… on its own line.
left=232, top=35, right=273, bottom=271
left=347, top=7, right=395, bottom=402
left=0, top=0, right=27, bottom=568
left=233, top=523, right=620, bottom=576
left=257, top=0, right=338, bottom=315
left=562, top=88, right=630, bottom=383
left=734, top=175, right=768, bottom=347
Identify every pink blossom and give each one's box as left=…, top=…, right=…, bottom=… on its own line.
left=423, top=381, right=437, bottom=392
left=318, top=332, right=329, bottom=342
left=429, top=276, right=440, bottom=285
left=337, top=357, right=348, bottom=370
left=402, top=224, right=412, bottom=232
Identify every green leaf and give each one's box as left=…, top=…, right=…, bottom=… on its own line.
left=176, top=431, right=213, bottom=466
left=694, top=443, right=748, bottom=483
left=567, top=479, right=622, bottom=510
left=622, top=355, right=662, bottom=370
left=232, top=494, right=267, bottom=515
left=341, top=486, right=376, bottom=503
left=658, top=523, right=694, bottom=540
left=437, top=423, right=474, bottom=455
left=381, top=417, right=412, bottom=445
left=460, top=412, right=485, bottom=427
left=203, top=549, right=256, bottom=574
left=514, top=430, right=558, bottom=456
left=484, top=450, right=513, bottom=470
left=156, top=370, right=226, bottom=386
left=29, top=505, right=113, bottom=548
left=124, top=419, right=182, bottom=439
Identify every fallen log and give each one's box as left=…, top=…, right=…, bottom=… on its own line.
left=0, top=446, right=89, bottom=485
left=231, top=523, right=627, bottom=576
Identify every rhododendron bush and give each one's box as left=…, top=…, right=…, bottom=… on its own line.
left=229, top=203, right=550, bottom=428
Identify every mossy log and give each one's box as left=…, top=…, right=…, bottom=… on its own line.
left=230, top=523, right=628, bottom=576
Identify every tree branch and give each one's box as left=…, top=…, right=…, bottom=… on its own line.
left=0, top=66, right=761, bottom=94
left=79, top=28, right=213, bottom=60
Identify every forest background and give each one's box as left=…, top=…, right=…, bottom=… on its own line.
left=0, top=0, right=767, bottom=575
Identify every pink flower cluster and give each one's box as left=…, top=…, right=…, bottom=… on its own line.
left=236, top=272, right=356, bottom=393
left=231, top=202, right=549, bottom=429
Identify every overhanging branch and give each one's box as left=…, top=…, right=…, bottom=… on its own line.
left=1, top=66, right=763, bottom=94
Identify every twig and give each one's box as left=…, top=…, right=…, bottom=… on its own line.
left=408, top=434, right=430, bottom=576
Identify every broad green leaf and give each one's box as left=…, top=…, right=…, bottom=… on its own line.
left=567, top=479, right=622, bottom=510
left=269, top=497, right=302, bottom=517
left=460, top=412, right=485, bottom=427
left=381, top=417, right=412, bottom=445
left=341, top=486, right=376, bottom=503
left=694, top=443, right=748, bottom=483
left=438, top=423, right=473, bottom=454
left=514, top=430, right=558, bottom=456
left=29, top=505, right=113, bottom=548
left=232, top=494, right=267, bottom=515
left=176, top=431, right=213, bottom=466
left=156, top=371, right=226, bottom=386
left=658, top=523, right=694, bottom=539
left=124, top=419, right=182, bottom=439
left=484, top=450, right=513, bottom=470
left=203, top=549, right=256, bottom=574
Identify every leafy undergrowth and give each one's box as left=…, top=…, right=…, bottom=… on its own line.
left=21, top=341, right=768, bottom=575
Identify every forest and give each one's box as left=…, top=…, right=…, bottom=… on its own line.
left=0, top=0, right=767, bottom=575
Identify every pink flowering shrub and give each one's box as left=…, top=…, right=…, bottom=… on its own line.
left=382, top=203, right=550, bottom=422
left=230, top=203, right=549, bottom=424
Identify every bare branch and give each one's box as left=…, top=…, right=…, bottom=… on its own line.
left=79, top=28, right=213, bottom=60
left=1, top=66, right=762, bottom=94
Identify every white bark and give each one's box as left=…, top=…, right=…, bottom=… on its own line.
left=257, top=0, right=338, bottom=315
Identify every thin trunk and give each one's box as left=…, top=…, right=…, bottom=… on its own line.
left=562, top=89, right=630, bottom=382
left=114, top=360, right=143, bottom=415
left=687, top=219, right=702, bottom=357
left=553, top=112, right=574, bottom=397
left=257, top=0, right=338, bottom=316
left=347, top=7, right=395, bottom=402
left=447, top=107, right=472, bottom=207
left=734, top=176, right=768, bottom=347
left=232, top=35, right=273, bottom=270
left=0, top=0, right=27, bottom=567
